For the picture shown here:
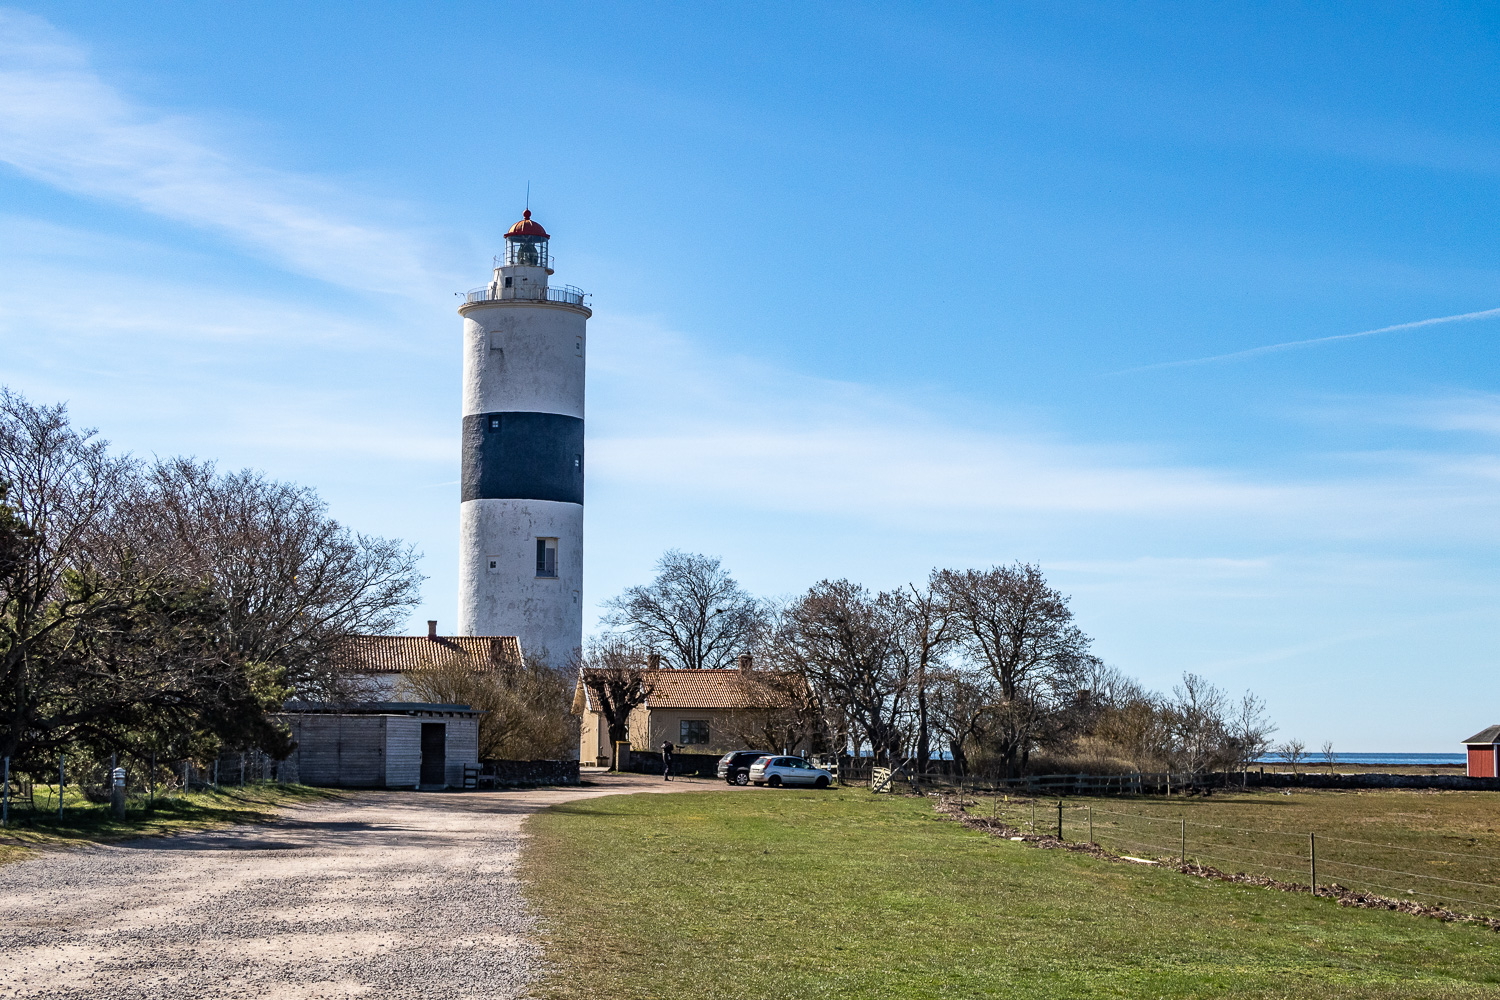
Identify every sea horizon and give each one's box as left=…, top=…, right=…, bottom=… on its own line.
left=1255, top=752, right=1466, bottom=765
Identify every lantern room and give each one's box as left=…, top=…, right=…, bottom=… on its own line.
left=503, top=209, right=551, bottom=270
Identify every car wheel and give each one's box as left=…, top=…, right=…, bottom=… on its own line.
left=814, top=776, right=829, bottom=789
left=768, top=775, right=782, bottom=788
left=735, top=772, right=750, bottom=786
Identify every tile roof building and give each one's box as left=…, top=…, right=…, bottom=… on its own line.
left=329, top=620, right=522, bottom=696
left=572, top=661, right=811, bottom=765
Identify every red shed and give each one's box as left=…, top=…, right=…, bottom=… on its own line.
left=1463, top=725, right=1500, bottom=777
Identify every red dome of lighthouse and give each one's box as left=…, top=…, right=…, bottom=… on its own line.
left=505, top=210, right=549, bottom=240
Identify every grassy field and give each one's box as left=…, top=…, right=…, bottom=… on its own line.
left=0, top=782, right=336, bottom=865
left=522, top=786, right=1500, bottom=1000
left=989, top=787, right=1500, bottom=917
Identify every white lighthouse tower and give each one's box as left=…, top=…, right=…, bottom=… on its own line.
left=456, top=210, right=590, bottom=665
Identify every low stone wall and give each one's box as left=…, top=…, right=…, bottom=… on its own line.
left=621, top=749, right=722, bottom=778
left=480, top=759, right=580, bottom=788
left=1240, top=770, right=1500, bottom=791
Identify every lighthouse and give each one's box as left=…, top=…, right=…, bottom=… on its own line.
left=456, top=210, right=590, bottom=665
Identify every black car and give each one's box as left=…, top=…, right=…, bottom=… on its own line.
left=717, top=750, right=771, bottom=786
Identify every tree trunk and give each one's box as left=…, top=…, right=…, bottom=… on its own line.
left=916, top=658, right=930, bottom=775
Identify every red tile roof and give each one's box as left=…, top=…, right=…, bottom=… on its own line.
left=330, top=635, right=522, bottom=675
left=576, top=668, right=806, bottom=711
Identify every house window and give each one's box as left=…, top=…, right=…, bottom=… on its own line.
left=680, top=720, right=708, bottom=745
left=486, top=556, right=501, bottom=574
left=536, top=537, right=558, bottom=578
left=489, top=415, right=501, bottom=430
left=504, top=276, right=513, bottom=287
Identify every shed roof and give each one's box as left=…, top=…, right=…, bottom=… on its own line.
left=1463, top=725, right=1500, bottom=745
left=281, top=700, right=483, bottom=717
left=329, top=635, right=522, bottom=675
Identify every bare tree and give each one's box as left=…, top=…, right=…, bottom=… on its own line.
left=1170, top=673, right=1231, bottom=775
left=400, top=649, right=576, bottom=760
left=776, top=580, right=911, bottom=762
left=892, top=579, right=953, bottom=773
left=124, top=457, right=423, bottom=700
left=1277, top=738, right=1307, bottom=775
left=601, top=551, right=766, bottom=669
left=1321, top=740, right=1337, bottom=774
left=1229, top=691, right=1275, bottom=777
left=927, top=668, right=1002, bottom=775
left=576, top=639, right=655, bottom=768
left=933, top=563, right=1091, bottom=775
left=1, top=391, right=144, bottom=766
left=0, top=392, right=290, bottom=769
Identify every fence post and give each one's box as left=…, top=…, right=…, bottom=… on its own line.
left=1180, top=818, right=1186, bottom=864
left=1088, top=805, right=1093, bottom=845
left=58, top=753, right=65, bottom=820
left=149, top=752, right=155, bottom=805
left=213, top=759, right=219, bottom=791
left=1057, top=799, right=1063, bottom=840
left=2, top=756, right=8, bottom=828
left=1030, top=799, right=1036, bottom=835
left=1309, top=832, right=1316, bottom=895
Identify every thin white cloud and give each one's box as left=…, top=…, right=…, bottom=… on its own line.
left=586, top=316, right=1500, bottom=539
left=1110, top=306, right=1500, bottom=375
left=0, top=9, right=450, bottom=298
left=1406, top=394, right=1500, bottom=438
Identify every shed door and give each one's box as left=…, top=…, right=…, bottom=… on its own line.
left=421, top=723, right=447, bottom=786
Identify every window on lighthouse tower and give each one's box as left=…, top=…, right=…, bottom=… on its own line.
left=536, top=538, right=558, bottom=578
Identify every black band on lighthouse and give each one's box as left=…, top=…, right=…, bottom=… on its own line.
left=462, top=411, right=584, bottom=504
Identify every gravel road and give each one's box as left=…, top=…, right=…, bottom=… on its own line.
left=0, top=773, right=710, bottom=1000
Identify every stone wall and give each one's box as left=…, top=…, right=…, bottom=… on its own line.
left=1239, top=770, right=1500, bottom=791
left=621, top=749, right=722, bottom=778
left=480, top=759, right=580, bottom=788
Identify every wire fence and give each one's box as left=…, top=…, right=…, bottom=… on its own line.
left=1, top=750, right=298, bottom=827
left=969, top=792, right=1500, bottom=918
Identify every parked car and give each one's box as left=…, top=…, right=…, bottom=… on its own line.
left=717, top=750, right=771, bottom=786
left=748, top=755, right=833, bottom=789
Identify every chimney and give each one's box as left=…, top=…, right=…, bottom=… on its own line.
left=427, top=620, right=438, bottom=640
left=738, top=653, right=753, bottom=672
left=646, top=653, right=661, bottom=670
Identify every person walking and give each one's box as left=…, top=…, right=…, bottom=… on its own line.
left=661, top=740, right=674, bottom=781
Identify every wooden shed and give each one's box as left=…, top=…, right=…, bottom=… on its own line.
left=1464, top=725, right=1500, bottom=778
left=278, top=702, right=482, bottom=789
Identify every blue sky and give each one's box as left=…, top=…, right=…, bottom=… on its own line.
left=2, top=3, right=1497, bottom=750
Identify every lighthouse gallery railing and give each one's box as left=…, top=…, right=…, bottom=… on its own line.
left=464, top=284, right=588, bottom=307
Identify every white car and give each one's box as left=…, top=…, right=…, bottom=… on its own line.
left=748, top=755, right=833, bottom=789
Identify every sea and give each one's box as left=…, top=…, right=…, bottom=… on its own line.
left=1255, top=752, right=1465, bottom=765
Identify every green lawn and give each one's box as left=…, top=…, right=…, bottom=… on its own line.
left=522, top=787, right=1500, bottom=999
left=0, top=782, right=337, bottom=865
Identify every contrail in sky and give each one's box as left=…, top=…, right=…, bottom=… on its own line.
left=1108, top=306, right=1500, bottom=376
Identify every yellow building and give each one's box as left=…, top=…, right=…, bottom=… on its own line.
left=572, top=666, right=810, bottom=765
